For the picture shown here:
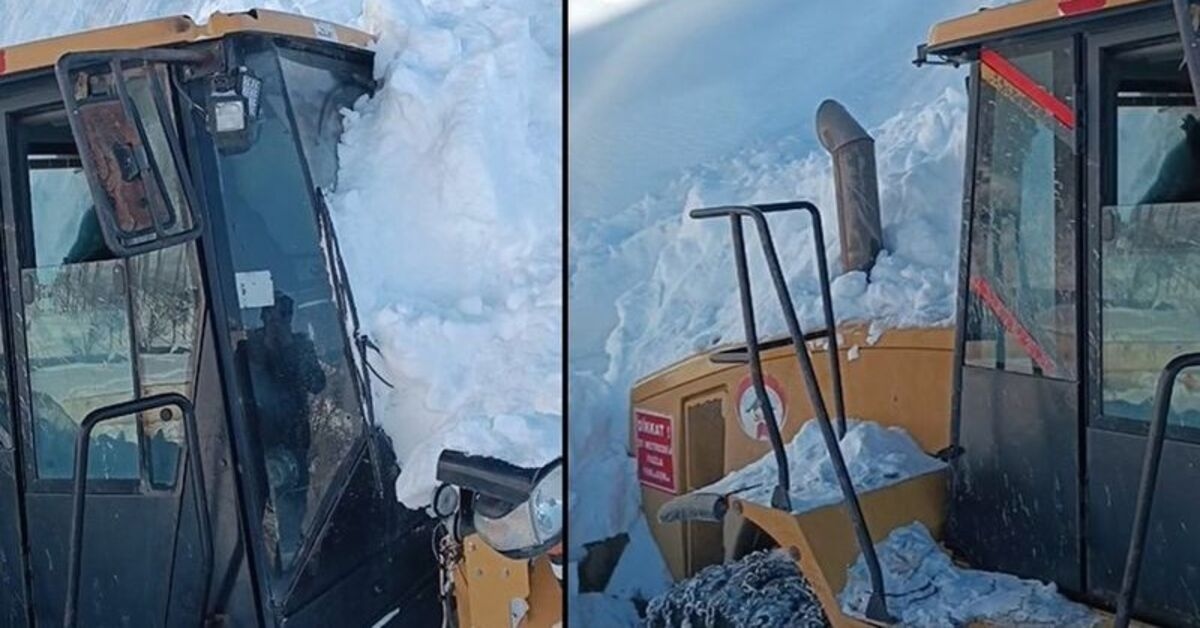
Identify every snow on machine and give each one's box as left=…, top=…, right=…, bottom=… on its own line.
left=0, top=9, right=561, bottom=627
left=629, top=0, right=1200, bottom=625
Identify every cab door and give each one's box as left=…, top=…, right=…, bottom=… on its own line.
left=1084, top=22, right=1200, bottom=626
left=948, top=36, right=1084, bottom=592
left=0, top=69, right=211, bottom=624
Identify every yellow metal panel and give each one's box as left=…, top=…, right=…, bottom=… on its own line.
left=633, top=325, right=955, bottom=579
left=0, top=8, right=372, bottom=77
left=736, top=471, right=947, bottom=628
left=453, top=537, right=562, bottom=628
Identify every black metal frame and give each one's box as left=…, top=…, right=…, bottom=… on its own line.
left=64, top=393, right=212, bottom=627
left=178, top=66, right=275, bottom=626
left=184, top=34, right=420, bottom=622
left=946, top=6, right=1200, bottom=623
left=0, top=76, right=54, bottom=628
left=690, top=201, right=890, bottom=623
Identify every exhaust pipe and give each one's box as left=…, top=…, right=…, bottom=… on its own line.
left=816, top=100, right=883, bottom=273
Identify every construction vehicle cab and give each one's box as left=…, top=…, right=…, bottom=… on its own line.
left=0, top=11, right=441, bottom=627
left=634, top=0, right=1200, bottom=626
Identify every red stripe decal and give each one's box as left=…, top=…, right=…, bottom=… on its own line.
left=969, top=276, right=1057, bottom=376
left=981, top=49, right=1075, bottom=129
left=1059, top=0, right=1107, bottom=16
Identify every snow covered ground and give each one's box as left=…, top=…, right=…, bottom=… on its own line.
left=841, top=523, right=1098, bottom=627
left=0, top=0, right=562, bottom=509
left=569, top=0, right=985, bottom=622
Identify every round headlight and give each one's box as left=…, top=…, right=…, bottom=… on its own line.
left=474, top=460, right=563, bottom=559
left=530, top=463, right=562, bottom=542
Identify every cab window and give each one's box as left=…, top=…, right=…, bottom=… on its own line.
left=18, top=110, right=202, bottom=486
left=209, top=41, right=365, bottom=580
left=965, top=41, right=1079, bottom=380
left=1100, top=38, right=1200, bottom=433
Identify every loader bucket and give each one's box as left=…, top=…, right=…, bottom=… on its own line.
left=734, top=469, right=947, bottom=628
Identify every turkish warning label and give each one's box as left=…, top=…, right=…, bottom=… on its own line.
left=634, top=409, right=676, bottom=494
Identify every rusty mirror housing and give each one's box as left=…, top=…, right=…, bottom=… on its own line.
left=56, top=49, right=208, bottom=257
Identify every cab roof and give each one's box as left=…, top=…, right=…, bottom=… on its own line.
left=926, top=0, right=1158, bottom=56
left=0, top=8, right=373, bottom=78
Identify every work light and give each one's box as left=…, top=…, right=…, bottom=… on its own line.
left=436, top=451, right=564, bottom=560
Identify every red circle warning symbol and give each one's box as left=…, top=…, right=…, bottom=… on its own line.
left=735, top=375, right=788, bottom=442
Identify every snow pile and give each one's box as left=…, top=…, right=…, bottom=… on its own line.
left=330, top=0, right=563, bottom=506
left=698, top=418, right=946, bottom=514
left=644, top=549, right=826, bottom=627
left=841, top=523, right=1098, bottom=627
left=601, top=88, right=968, bottom=392
left=0, top=0, right=562, bottom=509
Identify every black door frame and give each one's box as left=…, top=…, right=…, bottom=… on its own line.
left=0, top=75, right=66, bottom=626
left=1083, top=13, right=1191, bottom=439
left=948, top=28, right=1089, bottom=593
left=0, top=74, right=202, bottom=626
left=1082, top=16, right=1200, bottom=624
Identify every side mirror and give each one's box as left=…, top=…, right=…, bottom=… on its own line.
left=56, top=50, right=208, bottom=257
left=436, top=450, right=563, bottom=560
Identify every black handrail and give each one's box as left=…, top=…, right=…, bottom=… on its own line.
left=690, top=202, right=891, bottom=623
left=1114, top=352, right=1200, bottom=628
left=756, top=200, right=849, bottom=438
left=64, top=393, right=213, bottom=628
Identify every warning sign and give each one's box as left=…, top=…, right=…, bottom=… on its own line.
left=634, top=409, right=676, bottom=494
left=736, top=375, right=788, bottom=442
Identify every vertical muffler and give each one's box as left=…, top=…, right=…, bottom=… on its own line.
left=817, top=100, right=883, bottom=273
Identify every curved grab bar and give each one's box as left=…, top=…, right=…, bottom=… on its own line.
left=690, top=201, right=890, bottom=623
left=64, top=393, right=212, bottom=628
